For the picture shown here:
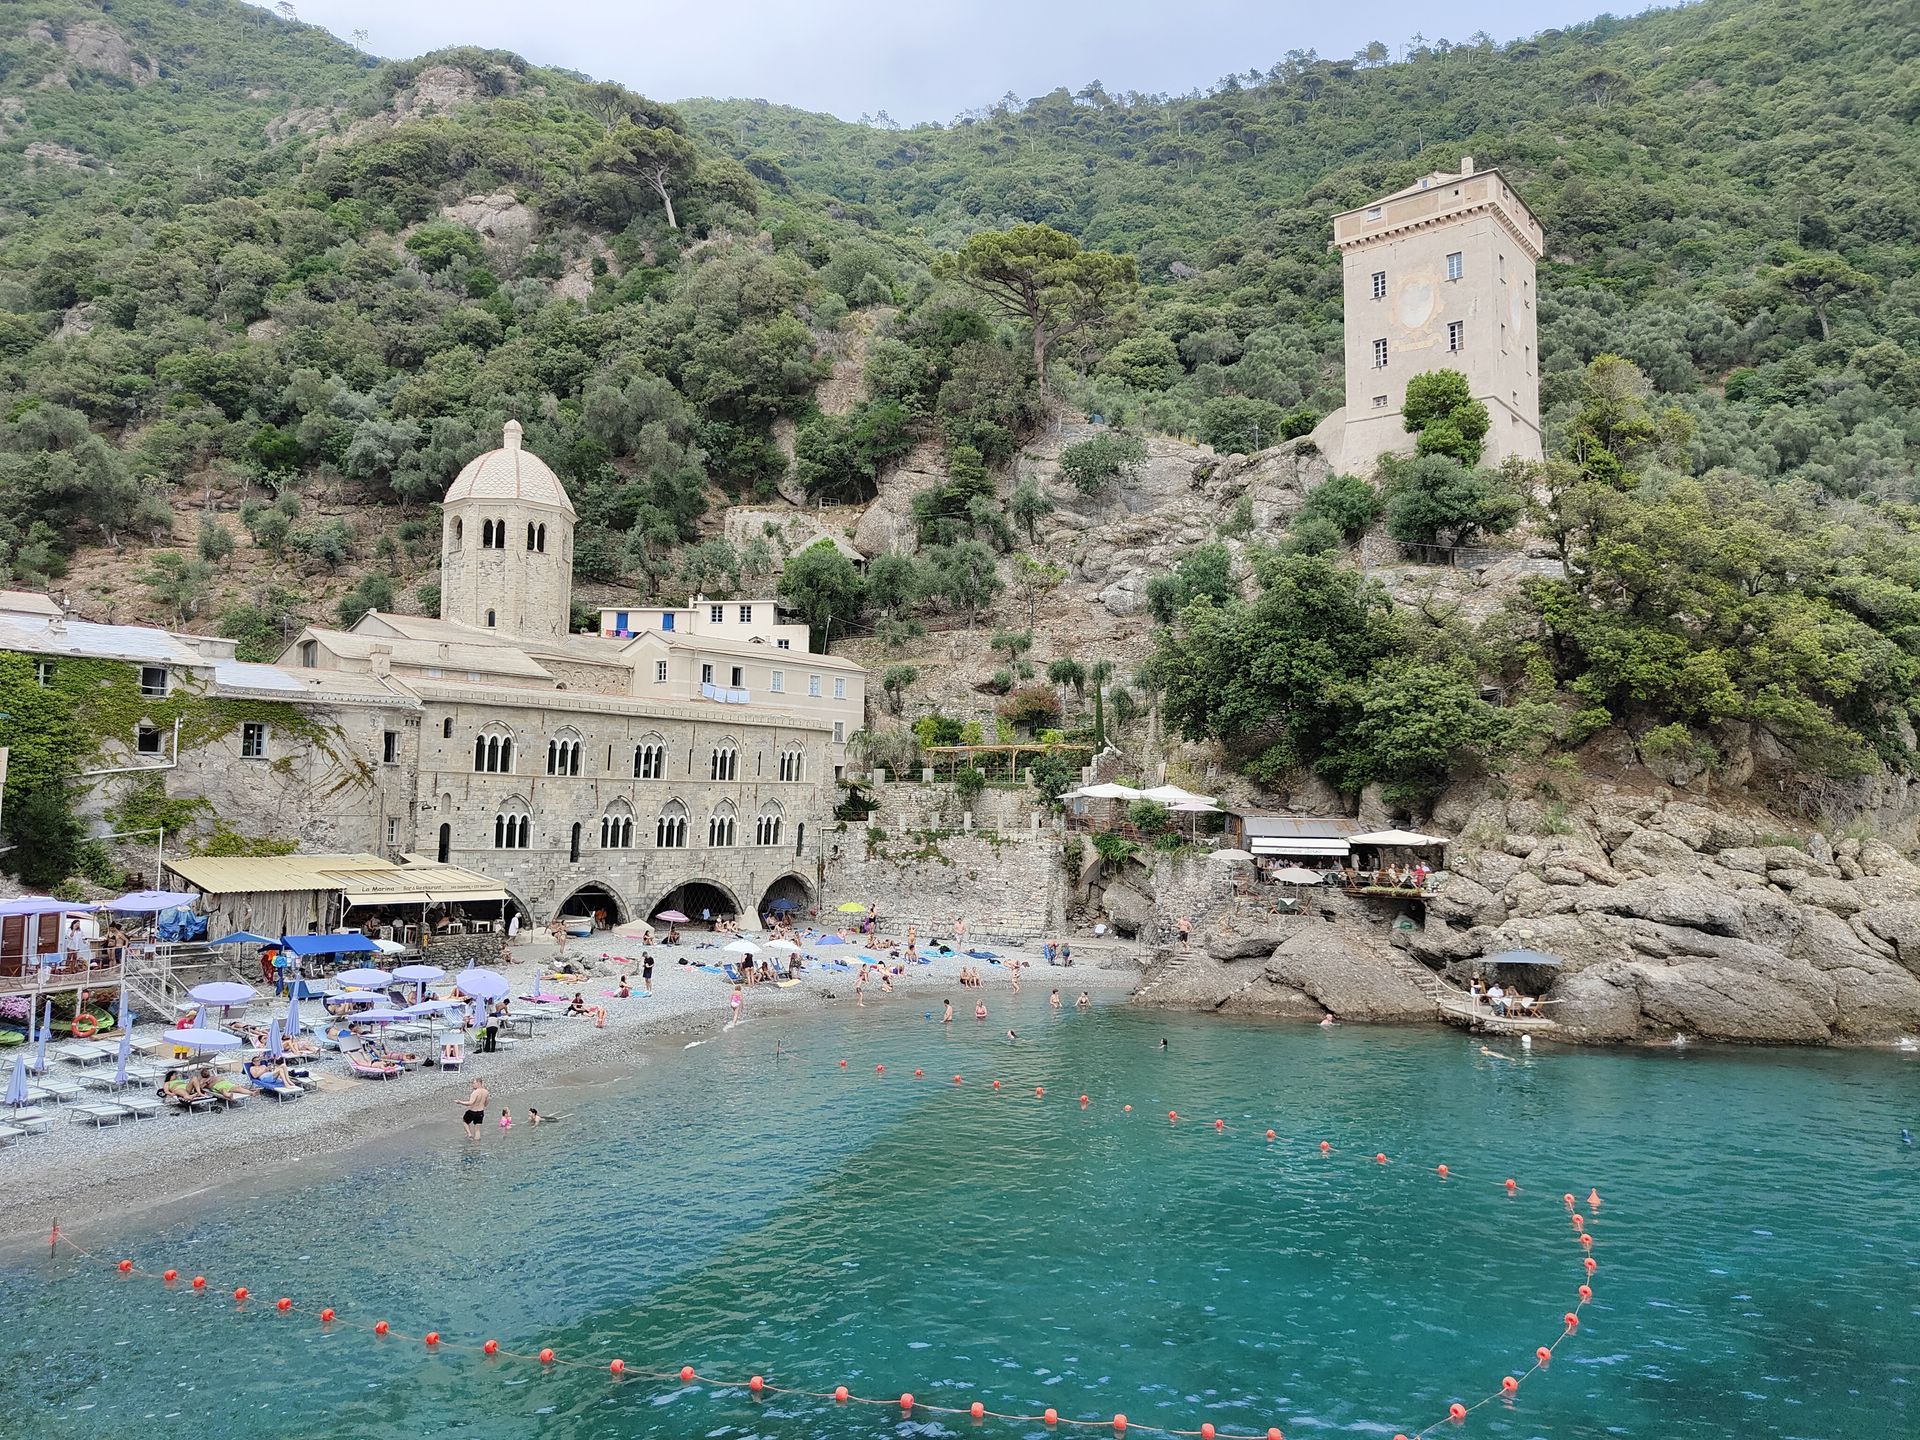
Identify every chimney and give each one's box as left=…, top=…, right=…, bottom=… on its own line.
left=1460, top=156, right=1474, bottom=176
left=503, top=419, right=523, bottom=452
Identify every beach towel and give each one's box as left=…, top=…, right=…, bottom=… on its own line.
left=965, top=949, right=997, bottom=960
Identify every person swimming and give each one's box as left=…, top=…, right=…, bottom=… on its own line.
left=1158, top=1038, right=1168, bottom=1051
left=1006, top=1028, right=1019, bottom=1042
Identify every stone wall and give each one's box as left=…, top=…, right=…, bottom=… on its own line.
left=821, top=828, right=1067, bottom=941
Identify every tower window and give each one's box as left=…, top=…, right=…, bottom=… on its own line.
left=1446, top=252, right=1463, bottom=282
left=443, top=717, right=454, bottom=738
left=527, top=522, right=537, bottom=551
left=1372, top=395, right=1389, bottom=409
left=1447, top=321, right=1464, bottom=353
left=485, top=609, right=496, bottom=628
left=383, top=731, right=400, bottom=763
left=1370, top=270, right=1386, bottom=300
left=1372, top=338, right=1388, bottom=369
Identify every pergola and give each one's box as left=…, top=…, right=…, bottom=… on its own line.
left=922, top=743, right=1091, bottom=782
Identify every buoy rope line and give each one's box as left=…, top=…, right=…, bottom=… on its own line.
left=41, top=1056, right=1608, bottom=1440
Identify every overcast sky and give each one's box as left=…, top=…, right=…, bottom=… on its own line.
left=266, top=1, right=1643, bottom=124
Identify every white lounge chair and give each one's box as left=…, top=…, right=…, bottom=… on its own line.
left=70, top=1102, right=129, bottom=1127
left=440, top=1041, right=465, bottom=1072
left=6, top=1108, right=51, bottom=1134
left=117, top=1095, right=162, bottom=1121
left=0, top=1123, right=26, bottom=1146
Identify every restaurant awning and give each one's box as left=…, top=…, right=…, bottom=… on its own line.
left=278, top=933, right=380, bottom=956
left=1250, top=838, right=1350, bottom=857
left=1348, top=829, right=1449, bottom=847
left=342, top=888, right=510, bottom=906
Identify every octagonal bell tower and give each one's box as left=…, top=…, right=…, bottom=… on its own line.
left=439, top=420, right=576, bottom=641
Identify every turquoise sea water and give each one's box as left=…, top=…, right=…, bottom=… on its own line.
left=3, top=999, right=1917, bottom=1440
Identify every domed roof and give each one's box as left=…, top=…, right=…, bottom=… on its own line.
left=444, top=421, right=576, bottom=517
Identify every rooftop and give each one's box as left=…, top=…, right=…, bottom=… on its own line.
left=443, top=420, right=576, bottom=517
left=165, top=853, right=508, bottom=904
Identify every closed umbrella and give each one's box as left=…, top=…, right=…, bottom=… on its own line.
left=265, top=1019, right=285, bottom=1058
left=188, top=981, right=257, bottom=1008
left=116, top=983, right=131, bottom=1034
left=33, top=1001, right=51, bottom=1074
left=285, top=988, right=303, bottom=1036
left=113, top=1028, right=132, bottom=1088
left=6, top=1056, right=29, bottom=1108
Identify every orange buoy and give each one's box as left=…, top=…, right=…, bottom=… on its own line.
left=1319, top=1140, right=1331, bottom=1153
left=1215, top=1119, right=1225, bottom=1131
left=1564, top=1312, right=1579, bottom=1329
left=163, top=1270, right=177, bottom=1283
left=1588, top=1188, right=1602, bottom=1207
left=275, top=1297, right=292, bottom=1312
left=680, top=1366, right=696, bottom=1382
left=610, top=1359, right=626, bottom=1376
left=839, top=1059, right=847, bottom=1068
left=1580, top=1233, right=1593, bottom=1249
left=484, top=1340, right=499, bottom=1355
left=972, top=1401, right=986, bottom=1419
left=1578, top=1283, right=1592, bottom=1300
left=900, top=1393, right=915, bottom=1411
left=1114, top=1414, right=1128, bottom=1433
left=1375, top=1152, right=1388, bottom=1164
left=1036, top=1086, right=1045, bottom=1097
left=425, top=1332, right=441, bottom=1346
left=233, top=1287, right=248, bottom=1302
left=876, top=1064, right=884, bottom=1073
left=1436, top=1164, right=1449, bottom=1178
left=117, top=1259, right=133, bottom=1273
left=1571, top=1214, right=1584, bottom=1231
left=993, top=1080, right=1001, bottom=1090
left=1045, top=1409, right=1059, bottom=1426
left=320, top=1308, right=336, bottom=1323
left=1584, top=1257, right=1597, bottom=1274
left=1501, top=1376, right=1518, bottom=1394
left=374, top=1321, right=389, bottom=1336
left=1202, top=1426, right=1216, bottom=1440
left=191, top=1276, right=206, bottom=1291
left=750, top=1375, right=764, bottom=1393
left=1564, top=1193, right=1576, bottom=1208
left=1266, top=1130, right=1276, bottom=1142
left=915, top=1069, right=923, bottom=1078
left=835, top=1386, right=849, bottom=1403
left=542, top=1349, right=557, bottom=1364
left=1448, top=1402, right=1467, bottom=1421
left=1536, top=1346, right=1551, bottom=1365
left=1504, top=1178, right=1517, bottom=1192
left=1269, top=1429, right=1284, bottom=1440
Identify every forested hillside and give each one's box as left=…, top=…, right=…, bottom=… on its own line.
left=2, top=0, right=1920, bottom=815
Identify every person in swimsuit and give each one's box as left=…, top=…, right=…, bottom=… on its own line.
left=459, top=1079, right=490, bottom=1139
left=728, top=985, right=743, bottom=1025
left=974, top=1001, right=987, bottom=1021
left=1076, top=991, right=1090, bottom=1009
left=1050, top=989, right=1062, bottom=1009
left=943, top=999, right=953, bottom=1024
left=642, top=953, right=655, bottom=994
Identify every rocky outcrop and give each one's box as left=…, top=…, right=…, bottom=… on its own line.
left=28, top=20, right=155, bottom=86
left=1411, top=790, right=1920, bottom=1044
left=441, top=193, right=538, bottom=247
left=1261, top=929, right=1434, bottom=1021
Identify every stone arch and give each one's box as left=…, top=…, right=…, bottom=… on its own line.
left=757, top=872, right=813, bottom=919
left=708, top=735, right=741, bottom=781
left=633, top=731, right=667, bottom=780
left=754, top=799, right=785, bottom=848
left=651, top=878, right=743, bottom=925
left=600, top=798, right=636, bottom=849
left=707, top=799, right=737, bottom=848
left=554, top=880, right=630, bottom=926
left=655, top=798, right=689, bottom=849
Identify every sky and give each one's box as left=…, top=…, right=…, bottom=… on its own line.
left=265, top=0, right=1643, bottom=124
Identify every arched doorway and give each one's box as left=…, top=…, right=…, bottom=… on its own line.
left=436, top=823, right=450, bottom=863
left=757, top=873, right=814, bottom=922
left=555, top=882, right=627, bottom=932
left=652, top=879, right=742, bottom=928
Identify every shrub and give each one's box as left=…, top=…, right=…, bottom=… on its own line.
left=998, top=683, right=1063, bottom=734
left=953, top=765, right=987, bottom=802
left=1058, top=431, right=1148, bottom=495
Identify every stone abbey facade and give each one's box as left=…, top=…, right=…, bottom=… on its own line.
left=2, top=425, right=866, bottom=927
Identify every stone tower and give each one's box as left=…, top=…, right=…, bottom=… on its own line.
left=1324, top=158, right=1545, bottom=474
left=439, top=420, right=576, bottom=640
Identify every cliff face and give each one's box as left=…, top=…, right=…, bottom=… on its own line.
left=1410, top=787, right=1920, bottom=1044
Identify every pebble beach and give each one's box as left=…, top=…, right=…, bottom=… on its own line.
left=0, top=935, right=1138, bottom=1238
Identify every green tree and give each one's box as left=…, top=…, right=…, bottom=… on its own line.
left=934, top=223, right=1139, bottom=379
left=1382, top=455, right=1524, bottom=550
left=1058, top=431, right=1147, bottom=495
left=1401, top=369, right=1491, bottom=466
left=776, top=539, right=866, bottom=648
left=999, top=683, right=1063, bottom=735
left=1146, top=542, right=1234, bottom=624
left=881, top=663, right=919, bottom=714
left=924, top=540, right=1002, bottom=626
left=1047, top=657, right=1086, bottom=702
left=1088, top=658, right=1115, bottom=751
left=197, top=516, right=236, bottom=563
left=141, top=552, right=215, bottom=622
left=1764, top=249, right=1878, bottom=340
left=1297, top=473, right=1382, bottom=541
left=591, top=123, right=698, bottom=229
left=336, top=570, right=395, bottom=627
left=1010, top=553, right=1066, bottom=626
left=1009, top=478, right=1054, bottom=543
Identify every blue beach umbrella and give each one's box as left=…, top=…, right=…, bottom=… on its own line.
left=265, top=1019, right=284, bottom=1058
left=170, top=1028, right=242, bottom=1052
left=188, top=981, right=257, bottom=1008
left=285, top=988, right=302, bottom=1036
left=453, top=967, right=511, bottom=1002
left=193, top=1004, right=208, bottom=1029
left=34, top=1001, right=51, bottom=1073
left=4, top=1056, right=26, bottom=1108
left=113, top=1028, right=131, bottom=1088
left=116, top=983, right=131, bottom=1033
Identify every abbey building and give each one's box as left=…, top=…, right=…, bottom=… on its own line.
left=0, top=424, right=866, bottom=928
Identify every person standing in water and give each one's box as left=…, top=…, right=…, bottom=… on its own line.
left=728, top=984, right=743, bottom=1026
left=1050, top=989, right=1062, bottom=1010
left=942, top=998, right=953, bottom=1024
left=458, top=1079, right=490, bottom=1139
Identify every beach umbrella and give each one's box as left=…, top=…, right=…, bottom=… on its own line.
left=392, top=963, right=445, bottom=984
left=454, top=967, right=511, bottom=1002
left=170, top=1027, right=242, bottom=1052
left=188, top=980, right=257, bottom=1008
left=325, top=991, right=386, bottom=1006
left=835, top=901, right=867, bottom=913
left=356, top=1008, right=411, bottom=1023
left=766, top=897, right=802, bottom=913
left=816, top=936, right=846, bottom=947
left=612, top=919, right=656, bottom=938
left=285, top=988, right=303, bottom=1036
left=265, top=1019, right=285, bottom=1059
left=207, top=931, right=277, bottom=946
left=371, top=937, right=408, bottom=955
left=335, top=967, right=393, bottom=988
left=1484, top=949, right=1563, bottom=968
left=1271, top=866, right=1325, bottom=885
left=724, top=938, right=760, bottom=954
left=116, top=983, right=131, bottom=1034
left=653, top=909, right=690, bottom=924
left=113, top=1028, right=132, bottom=1088
left=5, top=1056, right=28, bottom=1109
left=763, top=939, right=801, bottom=954
left=106, top=889, right=200, bottom=914
left=34, top=1001, right=51, bottom=1073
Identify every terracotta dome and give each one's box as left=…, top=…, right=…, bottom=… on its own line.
left=443, top=421, right=575, bottom=516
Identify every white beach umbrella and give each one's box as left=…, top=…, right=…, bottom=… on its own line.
left=724, top=938, right=760, bottom=954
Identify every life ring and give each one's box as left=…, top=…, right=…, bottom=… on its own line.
left=70, top=1013, right=99, bottom=1038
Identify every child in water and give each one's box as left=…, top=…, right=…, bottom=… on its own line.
left=498, top=1109, right=512, bottom=1130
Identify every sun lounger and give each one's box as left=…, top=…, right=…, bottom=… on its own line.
left=70, top=1102, right=130, bottom=1127
left=6, top=1107, right=51, bottom=1134
left=117, top=1094, right=162, bottom=1120
left=248, top=1075, right=304, bottom=1100
left=56, top=1041, right=116, bottom=1067
left=32, top=1077, right=84, bottom=1104
left=440, top=1042, right=465, bottom=1072
left=0, top=1123, right=26, bottom=1146
left=207, top=1077, right=250, bottom=1108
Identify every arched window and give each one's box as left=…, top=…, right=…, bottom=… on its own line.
left=474, top=726, right=513, bottom=774
left=436, top=823, right=450, bottom=863
left=633, top=736, right=666, bottom=780
left=493, top=799, right=531, bottom=850
left=755, top=801, right=784, bottom=848
left=527, top=521, right=538, bottom=552
left=546, top=731, right=583, bottom=777
left=655, top=800, right=688, bottom=849
left=708, top=801, right=736, bottom=848
left=442, top=717, right=454, bottom=739
left=709, top=742, right=739, bottom=782
left=485, top=609, right=497, bottom=629
left=482, top=518, right=495, bottom=548
left=778, top=747, right=805, bottom=783
left=537, top=523, right=547, bottom=553
left=569, top=822, right=582, bottom=863
left=451, top=518, right=463, bottom=550
left=601, top=800, right=636, bottom=849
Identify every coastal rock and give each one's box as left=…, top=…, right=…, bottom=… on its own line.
left=1428, top=876, right=1502, bottom=927
left=1855, top=903, right=1920, bottom=974
left=1207, top=927, right=1282, bottom=962
left=1632, top=962, right=1831, bottom=1042
left=1101, top=879, right=1155, bottom=937
left=1576, top=877, right=1746, bottom=937
left=1609, top=827, right=1706, bottom=877
left=1548, top=962, right=1645, bottom=1040
left=1262, top=930, right=1433, bottom=1022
